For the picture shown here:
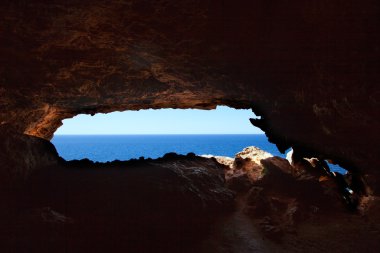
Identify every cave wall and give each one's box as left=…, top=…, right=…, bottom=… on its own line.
left=0, top=1, right=379, bottom=191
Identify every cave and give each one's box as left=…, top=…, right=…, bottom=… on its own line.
left=1, top=0, right=379, bottom=252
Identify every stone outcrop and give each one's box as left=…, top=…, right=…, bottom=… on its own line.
left=219, top=147, right=355, bottom=238
left=0, top=0, right=379, bottom=193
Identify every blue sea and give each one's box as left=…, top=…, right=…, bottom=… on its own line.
left=52, top=134, right=345, bottom=173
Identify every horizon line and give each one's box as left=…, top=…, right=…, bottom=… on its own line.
left=53, top=133, right=265, bottom=136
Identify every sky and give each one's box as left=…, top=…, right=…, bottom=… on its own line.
left=54, top=106, right=263, bottom=135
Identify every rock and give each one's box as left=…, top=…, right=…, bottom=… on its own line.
left=222, top=146, right=273, bottom=184
left=226, top=170, right=252, bottom=192
left=151, top=154, right=236, bottom=209
left=245, top=187, right=268, bottom=217
left=206, top=147, right=273, bottom=191
left=235, top=146, right=273, bottom=165
left=258, top=217, right=284, bottom=240
left=186, top=152, right=196, bottom=158
left=19, top=207, right=74, bottom=225
left=234, top=147, right=273, bottom=182
left=218, top=147, right=351, bottom=238
left=286, top=148, right=295, bottom=165
left=202, top=155, right=235, bottom=170
left=162, top=152, right=180, bottom=159
left=1, top=153, right=236, bottom=252
left=59, top=152, right=236, bottom=211
left=0, top=125, right=60, bottom=183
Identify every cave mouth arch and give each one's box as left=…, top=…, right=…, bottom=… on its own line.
left=51, top=106, right=287, bottom=162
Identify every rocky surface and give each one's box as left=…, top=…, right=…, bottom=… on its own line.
left=0, top=125, right=59, bottom=184
left=0, top=0, right=379, bottom=193
left=215, top=147, right=361, bottom=239
left=208, top=147, right=380, bottom=252
left=2, top=152, right=235, bottom=253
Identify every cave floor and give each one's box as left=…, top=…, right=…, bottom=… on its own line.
left=199, top=195, right=380, bottom=253
left=1, top=157, right=379, bottom=253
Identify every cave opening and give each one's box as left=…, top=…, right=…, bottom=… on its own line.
left=51, top=106, right=347, bottom=174
left=52, top=106, right=285, bottom=162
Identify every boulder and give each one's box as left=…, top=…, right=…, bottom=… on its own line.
left=217, top=146, right=352, bottom=238
left=0, top=124, right=60, bottom=184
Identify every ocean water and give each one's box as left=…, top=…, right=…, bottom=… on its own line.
left=52, top=134, right=345, bottom=173
left=52, top=134, right=284, bottom=161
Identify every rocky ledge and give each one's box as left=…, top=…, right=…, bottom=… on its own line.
left=215, top=147, right=358, bottom=236
left=212, top=147, right=380, bottom=250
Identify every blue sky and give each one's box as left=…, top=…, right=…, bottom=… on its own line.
left=54, top=106, right=263, bottom=135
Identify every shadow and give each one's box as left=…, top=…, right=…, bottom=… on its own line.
left=1, top=154, right=235, bottom=253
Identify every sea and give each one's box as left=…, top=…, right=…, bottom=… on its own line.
left=52, top=134, right=345, bottom=173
